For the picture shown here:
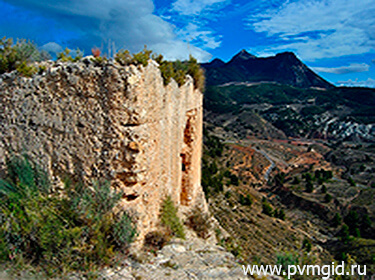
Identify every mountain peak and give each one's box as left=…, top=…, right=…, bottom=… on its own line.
left=230, top=49, right=256, bottom=63
left=277, top=51, right=297, bottom=57
left=210, top=58, right=225, bottom=67
left=275, top=52, right=299, bottom=62
left=201, top=50, right=334, bottom=89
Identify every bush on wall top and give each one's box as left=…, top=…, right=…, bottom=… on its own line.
left=1, top=37, right=205, bottom=91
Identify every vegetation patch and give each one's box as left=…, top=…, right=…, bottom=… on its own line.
left=1, top=37, right=205, bottom=92
left=0, top=155, right=136, bottom=277
left=186, top=206, right=212, bottom=239
left=0, top=37, right=50, bottom=77
left=115, top=46, right=205, bottom=91
left=144, top=230, right=171, bottom=252
left=57, top=47, right=83, bottom=62
left=160, top=196, right=185, bottom=239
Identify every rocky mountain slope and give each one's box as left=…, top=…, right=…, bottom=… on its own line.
left=204, top=82, right=375, bottom=141
left=202, top=50, right=333, bottom=89
left=202, top=50, right=375, bottom=142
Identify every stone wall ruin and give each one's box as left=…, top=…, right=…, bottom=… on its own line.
left=0, top=58, right=206, bottom=242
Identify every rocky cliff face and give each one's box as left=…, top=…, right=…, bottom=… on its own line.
left=0, top=58, right=206, bottom=242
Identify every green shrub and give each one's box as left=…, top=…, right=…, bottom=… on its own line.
left=185, top=206, right=212, bottom=239
left=208, top=161, right=218, bottom=174
left=353, top=227, right=361, bottom=238
left=221, top=237, right=242, bottom=258
left=347, top=177, right=356, bottom=186
left=13, top=39, right=51, bottom=62
left=38, top=65, right=47, bottom=74
left=339, top=224, right=351, bottom=243
left=159, top=60, right=175, bottom=85
left=64, top=180, right=137, bottom=262
left=174, top=69, right=187, bottom=86
left=201, top=170, right=224, bottom=196
left=144, top=230, right=171, bottom=251
left=344, top=210, right=360, bottom=235
left=115, top=49, right=204, bottom=90
left=201, top=157, right=224, bottom=197
left=57, top=47, right=83, bottom=62
left=314, top=169, right=333, bottom=183
left=0, top=37, right=19, bottom=73
left=224, top=191, right=231, bottom=199
left=292, top=176, right=300, bottom=185
left=262, top=197, right=274, bottom=217
left=16, top=61, right=37, bottom=77
left=115, top=49, right=133, bottom=66
left=0, top=156, right=136, bottom=276
left=274, top=208, right=286, bottom=220
left=276, top=250, right=318, bottom=279
left=132, top=46, right=152, bottom=67
left=186, top=55, right=205, bottom=91
left=157, top=56, right=187, bottom=86
left=332, top=213, right=342, bottom=227
left=321, top=184, right=327, bottom=193
left=324, top=193, right=332, bottom=203
left=239, top=194, right=252, bottom=206
left=276, top=251, right=299, bottom=268
left=362, top=214, right=372, bottom=228
left=156, top=54, right=204, bottom=89
left=90, top=55, right=107, bottom=66
left=229, top=173, right=239, bottom=186
left=170, top=60, right=188, bottom=86
left=274, top=172, right=286, bottom=186
left=305, top=181, right=314, bottom=193
left=204, top=133, right=224, bottom=158
left=302, top=238, right=312, bottom=252
left=0, top=37, right=49, bottom=75
left=160, top=196, right=185, bottom=239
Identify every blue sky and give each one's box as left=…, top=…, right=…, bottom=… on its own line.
left=1, top=0, right=375, bottom=87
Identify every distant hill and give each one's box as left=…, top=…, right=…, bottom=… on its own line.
left=201, top=50, right=334, bottom=89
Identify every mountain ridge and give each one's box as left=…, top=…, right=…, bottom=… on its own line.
left=202, top=50, right=334, bottom=89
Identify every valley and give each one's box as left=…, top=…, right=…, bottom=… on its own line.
left=201, top=50, right=375, bottom=275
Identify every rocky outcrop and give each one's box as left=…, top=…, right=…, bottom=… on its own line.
left=0, top=58, right=206, bottom=242
left=101, top=233, right=248, bottom=280
left=0, top=232, right=250, bottom=280
left=326, top=121, right=375, bottom=141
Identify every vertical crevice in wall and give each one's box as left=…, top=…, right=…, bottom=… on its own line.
left=180, top=114, right=194, bottom=206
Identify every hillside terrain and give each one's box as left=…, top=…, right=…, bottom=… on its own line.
left=201, top=51, right=375, bottom=275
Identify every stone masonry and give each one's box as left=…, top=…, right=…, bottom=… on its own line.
left=0, top=57, right=206, bottom=242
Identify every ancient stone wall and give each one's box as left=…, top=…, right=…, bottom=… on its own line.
left=0, top=57, right=206, bottom=242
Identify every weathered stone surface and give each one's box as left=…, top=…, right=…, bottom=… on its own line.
left=0, top=58, right=206, bottom=242
left=99, top=232, right=252, bottom=280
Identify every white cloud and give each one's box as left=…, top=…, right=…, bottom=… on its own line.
left=152, top=41, right=211, bottom=61
left=247, top=0, right=375, bottom=61
left=162, top=0, right=229, bottom=53
left=171, top=0, right=230, bottom=16
left=312, top=63, right=370, bottom=74
left=176, top=23, right=222, bottom=49
left=337, top=78, right=375, bottom=88
left=3, top=0, right=212, bottom=61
